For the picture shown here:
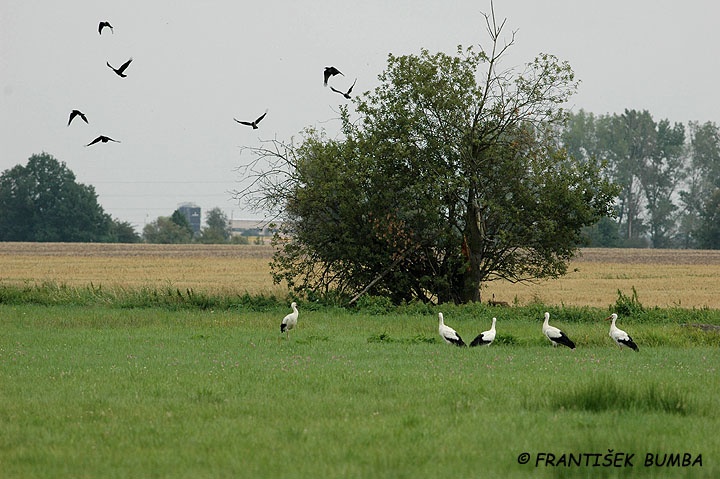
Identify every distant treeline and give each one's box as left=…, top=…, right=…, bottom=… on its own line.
left=563, top=109, right=720, bottom=249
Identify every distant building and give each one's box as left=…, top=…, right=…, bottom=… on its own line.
left=229, top=219, right=280, bottom=237
left=177, top=203, right=201, bottom=236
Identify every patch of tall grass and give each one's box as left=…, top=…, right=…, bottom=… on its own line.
left=546, top=375, right=699, bottom=416
left=0, top=281, right=284, bottom=311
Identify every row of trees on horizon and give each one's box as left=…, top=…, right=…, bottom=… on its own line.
left=141, top=208, right=264, bottom=245
left=1, top=109, right=719, bottom=248
left=0, top=152, right=257, bottom=244
left=563, top=109, right=720, bottom=249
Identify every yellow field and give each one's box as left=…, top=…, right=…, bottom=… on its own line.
left=1, top=243, right=719, bottom=308
left=485, top=248, right=720, bottom=309
left=0, top=243, right=287, bottom=297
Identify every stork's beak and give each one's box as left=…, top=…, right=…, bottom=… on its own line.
left=604, top=315, right=613, bottom=321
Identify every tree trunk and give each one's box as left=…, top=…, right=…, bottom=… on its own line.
left=461, top=187, right=484, bottom=303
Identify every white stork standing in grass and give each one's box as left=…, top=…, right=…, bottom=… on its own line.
left=606, top=313, right=639, bottom=351
left=470, top=317, right=497, bottom=347
left=280, top=302, right=298, bottom=339
left=542, top=312, right=576, bottom=349
left=438, top=313, right=466, bottom=347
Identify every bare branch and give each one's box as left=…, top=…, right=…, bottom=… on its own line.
left=231, top=138, right=299, bottom=216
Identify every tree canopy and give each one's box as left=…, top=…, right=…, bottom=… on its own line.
left=236, top=12, right=618, bottom=304
left=142, top=210, right=194, bottom=244
left=0, top=152, right=120, bottom=242
left=199, top=207, right=232, bottom=243
left=562, top=111, right=720, bottom=249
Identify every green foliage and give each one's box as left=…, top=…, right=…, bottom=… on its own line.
left=582, top=216, right=621, bottom=247
left=0, top=281, right=285, bottom=311
left=0, top=152, right=113, bottom=241
left=143, top=206, right=237, bottom=244
left=367, top=332, right=437, bottom=344
left=493, top=333, right=517, bottom=346
left=142, top=215, right=193, bottom=243
left=108, top=218, right=141, bottom=243
left=199, top=207, right=232, bottom=243
left=679, top=121, right=720, bottom=248
left=354, top=295, right=395, bottom=315
left=170, top=209, right=194, bottom=236
left=696, top=188, right=720, bottom=248
left=614, top=286, right=645, bottom=316
left=564, top=111, right=720, bottom=249
left=230, top=235, right=250, bottom=244
left=547, top=375, right=697, bottom=416
left=249, top=28, right=616, bottom=305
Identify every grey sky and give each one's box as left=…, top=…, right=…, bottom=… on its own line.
left=2, top=1, right=718, bottom=231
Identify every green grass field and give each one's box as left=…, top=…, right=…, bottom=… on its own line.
left=1, top=301, right=718, bottom=478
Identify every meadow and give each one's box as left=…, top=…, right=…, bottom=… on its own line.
left=1, top=243, right=720, bottom=478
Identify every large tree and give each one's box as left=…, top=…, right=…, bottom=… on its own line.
left=236, top=11, right=617, bottom=304
left=564, top=110, right=698, bottom=248
left=107, top=219, right=141, bottom=243
left=678, top=121, right=720, bottom=248
left=143, top=211, right=193, bottom=244
left=199, top=207, right=232, bottom=243
left=0, top=152, right=113, bottom=242
left=695, top=189, right=720, bottom=249
left=632, top=113, right=686, bottom=248
left=142, top=217, right=190, bottom=244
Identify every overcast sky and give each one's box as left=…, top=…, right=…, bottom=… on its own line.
left=2, top=0, right=719, bottom=231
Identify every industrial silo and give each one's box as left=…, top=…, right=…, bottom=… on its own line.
left=177, top=202, right=201, bottom=236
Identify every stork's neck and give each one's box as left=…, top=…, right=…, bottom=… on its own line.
left=491, top=318, right=497, bottom=330
left=438, top=314, right=444, bottom=327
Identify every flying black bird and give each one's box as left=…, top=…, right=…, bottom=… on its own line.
left=67, top=109, right=88, bottom=126
left=234, top=110, right=267, bottom=129
left=98, top=21, right=113, bottom=35
left=107, top=58, right=133, bottom=77
left=323, top=66, right=343, bottom=86
left=85, top=135, right=120, bottom=147
left=330, top=78, right=357, bottom=99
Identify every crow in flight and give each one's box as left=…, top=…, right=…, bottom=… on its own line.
left=86, top=135, right=120, bottom=147
left=98, top=21, right=113, bottom=35
left=107, top=58, right=133, bottom=77
left=68, top=109, right=88, bottom=126
left=323, top=66, right=343, bottom=86
left=234, top=110, right=267, bottom=129
left=330, top=78, right=357, bottom=99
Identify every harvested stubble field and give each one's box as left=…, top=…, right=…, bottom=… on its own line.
left=486, top=248, right=720, bottom=309
left=1, top=242, right=719, bottom=308
left=0, top=242, right=286, bottom=297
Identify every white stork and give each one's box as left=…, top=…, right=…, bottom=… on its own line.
left=542, top=312, right=576, bottom=349
left=438, top=313, right=466, bottom=347
left=470, top=317, right=497, bottom=347
left=606, top=313, right=639, bottom=351
left=280, top=302, right=298, bottom=339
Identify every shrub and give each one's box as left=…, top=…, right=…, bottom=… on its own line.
left=614, top=286, right=644, bottom=316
